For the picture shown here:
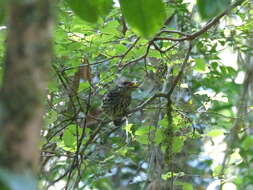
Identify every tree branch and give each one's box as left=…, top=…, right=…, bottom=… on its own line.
left=154, top=0, right=246, bottom=42
left=128, top=93, right=167, bottom=114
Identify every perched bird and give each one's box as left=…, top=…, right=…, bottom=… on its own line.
left=102, top=81, right=138, bottom=126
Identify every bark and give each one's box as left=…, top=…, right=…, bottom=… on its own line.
left=0, top=0, right=53, bottom=173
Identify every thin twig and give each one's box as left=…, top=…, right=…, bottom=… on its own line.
left=168, top=42, right=193, bottom=97
left=218, top=63, right=253, bottom=189
left=154, top=0, right=246, bottom=42
left=119, top=42, right=152, bottom=70
left=129, top=93, right=168, bottom=114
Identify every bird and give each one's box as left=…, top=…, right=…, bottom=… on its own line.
left=102, top=81, right=138, bottom=126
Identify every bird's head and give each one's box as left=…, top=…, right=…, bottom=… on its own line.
left=118, top=81, right=139, bottom=94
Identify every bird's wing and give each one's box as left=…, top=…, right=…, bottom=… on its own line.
left=103, top=88, right=120, bottom=105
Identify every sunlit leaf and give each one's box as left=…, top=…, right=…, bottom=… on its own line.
left=154, top=129, right=164, bottom=145
left=212, top=165, right=222, bottom=177
left=194, top=58, right=206, bottom=72
left=172, top=137, right=185, bottom=153
left=241, top=136, right=253, bottom=150
left=135, top=126, right=152, bottom=136
left=78, top=81, right=90, bottom=92
left=206, top=129, right=224, bottom=137
left=176, top=181, right=193, bottom=190
left=136, top=135, right=149, bottom=145
left=161, top=172, right=172, bottom=180
left=62, top=124, right=78, bottom=149
left=158, top=116, right=168, bottom=128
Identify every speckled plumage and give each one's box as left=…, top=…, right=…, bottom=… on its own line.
left=102, top=82, right=137, bottom=126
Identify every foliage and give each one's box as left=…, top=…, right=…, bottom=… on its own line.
left=197, top=0, right=231, bottom=20
left=0, top=0, right=253, bottom=189
left=65, top=0, right=113, bottom=23
left=119, top=0, right=166, bottom=38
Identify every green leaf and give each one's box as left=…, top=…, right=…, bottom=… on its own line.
left=194, top=58, right=206, bottom=72
left=241, top=136, right=253, bottom=150
left=124, top=123, right=133, bottom=133
left=66, top=0, right=113, bottom=23
left=176, top=181, right=193, bottom=190
left=162, top=172, right=185, bottom=180
left=154, top=129, right=164, bottom=145
left=123, top=123, right=134, bottom=138
left=161, top=172, right=172, bottom=180
left=116, top=147, right=134, bottom=157
left=213, top=165, right=222, bottom=177
left=136, top=135, right=149, bottom=145
left=0, top=11, right=4, bottom=25
left=158, top=116, right=168, bottom=128
left=119, top=0, right=166, bottom=39
left=0, top=0, right=6, bottom=24
left=45, top=110, right=57, bottom=124
left=62, top=125, right=77, bottom=149
left=78, top=81, right=90, bottom=92
left=135, top=126, right=151, bottom=136
left=172, top=137, right=185, bottom=153
left=206, top=129, right=224, bottom=137
left=197, top=0, right=231, bottom=20
left=48, top=79, right=58, bottom=93
left=100, top=20, right=120, bottom=35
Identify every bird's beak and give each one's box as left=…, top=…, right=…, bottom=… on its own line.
left=129, top=82, right=139, bottom=88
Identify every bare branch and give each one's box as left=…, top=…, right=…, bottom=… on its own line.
left=154, top=0, right=246, bottom=42
left=119, top=42, right=152, bottom=70
left=167, top=42, right=193, bottom=97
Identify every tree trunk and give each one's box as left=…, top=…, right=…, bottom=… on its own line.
left=0, top=0, right=53, bottom=175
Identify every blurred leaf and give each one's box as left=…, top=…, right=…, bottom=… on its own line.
left=135, top=126, right=152, bottom=136
left=161, top=172, right=172, bottom=180
left=48, top=79, right=58, bottom=93
left=182, top=183, right=193, bottom=190
left=66, top=0, right=113, bottom=23
left=123, top=123, right=134, bottom=138
left=213, top=165, right=222, bottom=177
left=0, top=0, right=6, bottom=24
left=45, top=110, right=57, bottom=124
left=0, top=11, right=4, bottom=25
left=78, top=81, right=90, bottom=92
left=162, top=172, right=185, bottom=180
left=241, top=136, right=253, bottom=150
left=194, top=58, right=206, bottom=72
left=197, top=0, right=231, bottom=20
left=124, top=123, right=133, bottom=133
left=172, top=137, right=185, bottom=153
left=206, top=129, right=224, bottom=137
left=136, top=135, right=149, bottom=145
left=158, top=116, right=168, bottom=128
left=117, top=146, right=134, bottom=157
left=119, top=0, right=166, bottom=38
left=154, top=129, right=164, bottom=145
left=62, top=124, right=77, bottom=149
left=176, top=181, right=193, bottom=190
left=100, top=20, right=120, bottom=36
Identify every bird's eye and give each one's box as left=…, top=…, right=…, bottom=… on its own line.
left=122, top=81, right=131, bottom=85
